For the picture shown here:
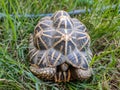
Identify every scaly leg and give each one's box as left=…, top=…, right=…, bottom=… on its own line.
left=30, top=65, right=56, bottom=80
left=54, top=70, right=71, bottom=82
left=63, top=72, right=66, bottom=82
left=55, top=72, right=62, bottom=82
left=67, top=70, right=71, bottom=82
left=75, top=68, right=92, bottom=80
left=58, top=72, right=62, bottom=82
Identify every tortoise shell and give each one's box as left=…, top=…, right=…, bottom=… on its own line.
left=29, top=10, right=92, bottom=82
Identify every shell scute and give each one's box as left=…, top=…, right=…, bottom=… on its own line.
left=29, top=10, right=92, bottom=69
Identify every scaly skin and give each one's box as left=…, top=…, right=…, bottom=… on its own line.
left=75, top=68, right=92, bottom=80
left=30, top=64, right=56, bottom=80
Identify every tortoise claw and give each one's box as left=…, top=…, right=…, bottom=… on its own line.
left=54, top=72, right=62, bottom=82
left=54, top=70, right=71, bottom=82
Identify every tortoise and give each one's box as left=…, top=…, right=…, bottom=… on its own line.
left=28, top=10, right=92, bottom=82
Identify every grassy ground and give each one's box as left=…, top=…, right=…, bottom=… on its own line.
left=0, top=0, right=120, bottom=90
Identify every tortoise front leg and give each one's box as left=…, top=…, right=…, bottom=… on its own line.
left=30, top=65, right=56, bottom=80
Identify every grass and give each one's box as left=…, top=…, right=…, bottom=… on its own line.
left=0, top=0, right=120, bottom=90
